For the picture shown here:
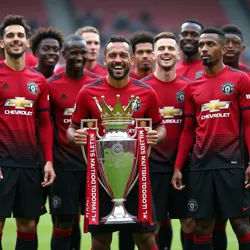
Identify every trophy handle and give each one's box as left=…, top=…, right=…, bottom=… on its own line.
left=80, top=119, right=111, bottom=196
left=126, top=118, right=152, bottom=195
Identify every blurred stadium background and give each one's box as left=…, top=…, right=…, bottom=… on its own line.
left=0, top=0, right=250, bottom=65
left=0, top=0, right=249, bottom=249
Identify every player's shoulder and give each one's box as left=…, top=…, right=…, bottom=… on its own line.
left=26, top=67, right=46, bottom=83
left=97, top=62, right=106, bottom=70
left=131, top=78, right=151, bottom=90
left=47, top=72, right=63, bottom=84
left=86, top=70, right=102, bottom=79
left=84, top=77, right=105, bottom=89
left=177, top=75, right=192, bottom=83
left=0, top=62, right=4, bottom=71
left=141, top=73, right=154, bottom=83
left=240, top=64, right=250, bottom=75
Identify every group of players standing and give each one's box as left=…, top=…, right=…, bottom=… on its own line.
left=0, top=13, right=250, bottom=250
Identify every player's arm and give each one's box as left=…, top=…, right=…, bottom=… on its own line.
left=66, top=88, right=89, bottom=146
left=171, top=85, right=196, bottom=190
left=145, top=89, right=166, bottom=146
left=239, top=73, right=250, bottom=188
left=37, top=79, right=56, bottom=186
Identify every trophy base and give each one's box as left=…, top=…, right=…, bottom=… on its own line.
left=100, top=199, right=140, bottom=224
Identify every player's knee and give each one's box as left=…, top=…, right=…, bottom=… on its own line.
left=55, top=215, right=74, bottom=230
left=16, top=218, right=37, bottom=232
left=180, top=218, right=195, bottom=233
left=230, top=218, right=250, bottom=236
left=133, top=232, right=155, bottom=248
left=91, top=233, right=112, bottom=250
left=195, top=219, right=214, bottom=236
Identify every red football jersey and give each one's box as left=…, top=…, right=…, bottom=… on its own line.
left=239, top=64, right=250, bottom=77
left=185, top=66, right=250, bottom=170
left=0, top=62, right=49, bottom=168
left=54, top=62, right=107, bottom=76
left=71, top=77, right=162, bottom=133
left=142, top=74, right=190, bottom=172
left=0, top=52, right=37, bottom=67
left=47, top=71, right=100, bottom=171
left=176, top=59, right=204, bottom=79
left=129, top=70, right=141, bottom=80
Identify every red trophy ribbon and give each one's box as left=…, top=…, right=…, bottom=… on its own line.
left=137, top=127, right=153, bottom=225
left=84, top=129, right=99, bottom=232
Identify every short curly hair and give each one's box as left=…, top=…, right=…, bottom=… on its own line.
left=0, top=15, right=31, bottom=39
left=29, top=27, right=64, bottom=55
left=129, top=31, right=155, bottom=54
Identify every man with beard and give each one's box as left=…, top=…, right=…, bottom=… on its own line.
left=119, top=30, right=169, bottom=250
left=0, top=15, right=56, bottom=250
left=177, top=20, right=204, bottom=79
left=142, top=32, right=192, bottom=250
left=172, top=27, right=250, bottom=250
left=209, top=24, right=250, bottom=250
left=129, top=31, right=155, bottom=80
left=47, top=34, right=100, bottom=250
left=67, top=36, right=166, bottom=250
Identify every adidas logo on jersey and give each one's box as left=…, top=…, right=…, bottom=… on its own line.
left=60, top=93, right=68, bottom=100
left=2, top=82, right=9, bottom=89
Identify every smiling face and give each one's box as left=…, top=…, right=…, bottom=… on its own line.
left=63, top=39, right=88, bottom=71
left=104, top=42, right=133, bottom=80
left=198, top=33, right=226, bottom=67
left=179, top=22, right=202, bottom=57
left=154, top=38, right=180, bottom=71
left=0, top=24, right=28, bottom=58
left=36, top=38, right=60, bottom=67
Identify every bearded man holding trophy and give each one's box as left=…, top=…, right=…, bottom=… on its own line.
left=67, top=36, right=166, bottom=250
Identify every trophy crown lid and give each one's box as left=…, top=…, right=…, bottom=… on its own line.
left=93, top=95, right=139, bottom=124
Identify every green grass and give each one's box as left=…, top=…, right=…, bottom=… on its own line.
left=2, top=214, right=238, bottom=249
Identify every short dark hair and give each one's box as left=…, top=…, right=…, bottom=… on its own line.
left=129, top=31, right=154, bottom=53
left=104, top=36, right=133, bottom=55
left=221, top=24, right=243, bottom=41
left=154, top=32, right=178, bottom=44
left=181, top=19, right=204, bottom=30
left=201, top=27, right=226, bottom=43
left=0, top=15, right=31, bottom=39
left=30, top=27, right=64, bottom=55
left=64, top=34, right=85, bottom=47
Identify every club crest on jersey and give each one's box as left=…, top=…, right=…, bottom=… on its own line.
left=195, top=70, right=204, bottom=79
left=221, top=82, right=234, bottom=95
left=27, top=81, right=38, bottom=95
left=176, top=90, right=185, bottom=103
left=129, top=99, right=141, bottom=112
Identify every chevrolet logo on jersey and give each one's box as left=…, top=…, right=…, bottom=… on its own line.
left=63, top=108, right=74, bottom=116
left=4, top=97, right=34, bottom=116
left=201, top=100, right=230, bottom=112
left=4, top=97, right=34, bottom=109
left=201, top=100, right=230, bottom=120
left=160, top=106, right=183, bottom=118
left=160, top=106, right=183, bottom=124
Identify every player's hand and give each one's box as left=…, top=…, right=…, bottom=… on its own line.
left=42, top=161, right=56, bottom=187
left=171, top=168, right=185, bottom=190
left=75, top=128, right=88, bottom=146
left=245, top=166, right=250, bottom=189
left=146, top=129, right=158, bottom=146
left=0, top=167, right=3, bottom=180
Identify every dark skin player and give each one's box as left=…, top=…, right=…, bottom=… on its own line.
left=53, top=36, right=88, bottom=232
left=179, top=21, right=203, bottom=64
left=172, top=30, right=250, bottom=241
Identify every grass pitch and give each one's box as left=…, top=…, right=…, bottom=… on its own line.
left=2, top=213, right=238, bottom=249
